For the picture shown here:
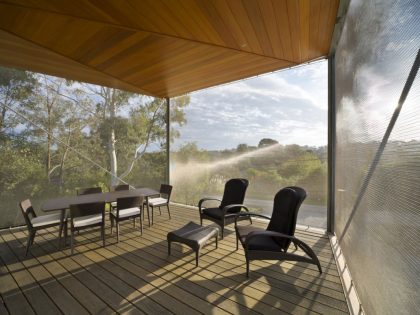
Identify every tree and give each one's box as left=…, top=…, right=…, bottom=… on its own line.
left=236, top=143, right=250, bottom=153
left=258, top=138, right=278, bottom=148
left=0, top=67, right=35, bottom=132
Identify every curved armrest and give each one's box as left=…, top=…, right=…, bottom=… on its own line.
left=222, top=204, right=250, bottom=215
left=245, top=230, right=296, bottom=246
left=234, top=212, right=270, bottom=224
left=198, top=197, right=222, bottom=211
left=245, top=231, right=313, bottom=256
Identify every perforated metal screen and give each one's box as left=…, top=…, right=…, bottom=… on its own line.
left=334, top=0, right=420, bottom=314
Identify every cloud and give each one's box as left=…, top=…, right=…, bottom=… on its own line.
left=173, top=61, right=328, bottom=150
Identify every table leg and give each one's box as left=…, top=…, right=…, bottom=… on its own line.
left=146, top=196, right=151, bottom=227
left=58, top=209, right=65, bottom=248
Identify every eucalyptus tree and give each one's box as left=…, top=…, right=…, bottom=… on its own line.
left=0, top=66, right=36, bottom=132
left=79, top=84, right=189, bottom=186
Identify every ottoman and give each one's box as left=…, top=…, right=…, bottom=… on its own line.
left=167, top=221, right=218, bottom=266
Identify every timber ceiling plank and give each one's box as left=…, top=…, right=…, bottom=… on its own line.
left=0, top=0, right=339, bottom=97
left=0, top=30, right=149, bottom=95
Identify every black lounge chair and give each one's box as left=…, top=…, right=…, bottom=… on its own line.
left=199, top=178, right=250, bottom=238
left=235, top=186, right=322, bottom=277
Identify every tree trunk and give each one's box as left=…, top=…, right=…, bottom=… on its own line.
left=108, top=89, right=118, bottom=186
left=47, top=107, right=52, bottom=178
left=109, top=128, right=118, bottom=186
left=0, top=105, right=6, bottom=131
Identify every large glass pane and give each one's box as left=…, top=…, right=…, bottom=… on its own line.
left=335, top=0, right=419, bottom=313
left=170, top=62, right=328, bottom=228
left=0, top=69, right=172, bottom=228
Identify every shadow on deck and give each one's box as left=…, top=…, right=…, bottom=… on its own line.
left=0, top=204, right=348, bottom=315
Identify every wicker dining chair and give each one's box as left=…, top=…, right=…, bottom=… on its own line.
left=20, top=199, right=64, bottom=256
left=69, top=201, right=105, bottom=255
left=145, top=184, right=172, bottom=225
left=110, top=196, right=143, bottom=242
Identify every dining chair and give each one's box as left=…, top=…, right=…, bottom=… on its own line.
left=109, top=184, right=130, bottom=210
left=76, top=187, right=102, bottom=195
left=20, top=199, right=64, bottom=256
left=110, top=196, right=143, bottom=242
left=145, top=184, right=172, bottom=225
left=69, top=201, right=105, bottom=255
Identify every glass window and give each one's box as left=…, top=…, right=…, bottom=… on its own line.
left=170, top=61, right=328, bottom=228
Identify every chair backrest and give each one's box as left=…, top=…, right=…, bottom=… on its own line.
left=110, top=184, right=130, bottom=192
left=267, top=186, right=307, bottom=250
left=116, top=196, right=143, bottom=212
left=77, top=187, right=102, bottom=195
left=70, top=202, right=105, bottom=219
left=160, top=184, right=173, bottom=201
left=19, top=199, right=36, bottom=229
left=219, top=178, right=249, bottom=213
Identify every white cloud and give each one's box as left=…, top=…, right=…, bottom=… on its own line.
left=173, top=61, right=328, bottom=150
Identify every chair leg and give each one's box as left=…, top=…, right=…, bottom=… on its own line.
left=167, top=204, right=171, bottom=219
left=110, top=216, right=113, bottom=234
left=249, top=216, right=253, bottom=224
left=25, top=231, right=35, bottom=256
left=151, top=206, right=154, bottom=225
left=133, top=218, right=136, bottom=228
left=168, top=241, right=171, bottom=256
left=102, top=224, right=105, bottom=247
left=140, top=215, right=143, bottom=235
left=116, top=222, right=119, bottom=243
left=159, top=206, right=162, bottom=215
left=147, top=205, right=151, bottom=227
left=221, top=227, right=224, bottom=240
left=246, top=257, right=250, bottom=277
left=64, top=220, right=68, bottom=246
left=195, top=249, right=199, bottom=267
left=71, top=228, right=74, bottom=256
left=236, top=235, right=239, bottom=250
left=30, top=233, right=35, bottom=245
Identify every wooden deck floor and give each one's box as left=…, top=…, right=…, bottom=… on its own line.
left=0, top=204, right=348, bottom=315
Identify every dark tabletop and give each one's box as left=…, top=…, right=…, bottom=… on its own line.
left=41, top=187, right=159, bottom=212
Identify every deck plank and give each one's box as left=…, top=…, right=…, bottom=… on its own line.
left=0, top=204, right=349, bottom=314
left=12, top=229, right=145, bottom=315
left=118, top=218, right=348, bottom=314
left=0, top=234, right=61, bottom=315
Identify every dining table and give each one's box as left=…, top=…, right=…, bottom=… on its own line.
left=41, top=187, right=160, bottom=247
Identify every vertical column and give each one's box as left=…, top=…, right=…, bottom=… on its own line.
left=327, top=55, right=336, bottom=233
left=165, top=97, right=170, bottom=185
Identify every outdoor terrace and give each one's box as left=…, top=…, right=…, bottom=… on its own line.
left=0, top=204, right=348, bottom=315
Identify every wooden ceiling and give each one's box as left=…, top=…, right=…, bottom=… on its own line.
left=0, top=0, right=339, bottom=98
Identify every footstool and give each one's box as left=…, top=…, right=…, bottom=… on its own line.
left=167, top=221, right=218, bottom=266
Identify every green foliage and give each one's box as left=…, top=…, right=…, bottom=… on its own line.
left=171, top=140, right=327, bottom=205
left=258, top=138, right=278, bottom=147
left=0, top=68, right=189, bottom=227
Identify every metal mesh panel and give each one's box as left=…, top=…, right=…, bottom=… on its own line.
left=335, top=0, right=420, bottom=314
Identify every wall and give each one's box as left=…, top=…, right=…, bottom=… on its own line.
left=334, top=0, right=419, bottom=313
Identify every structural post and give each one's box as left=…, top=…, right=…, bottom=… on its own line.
left=165, top=97, right=170, bottom=185
left=327, top=54, right=336, bottom=233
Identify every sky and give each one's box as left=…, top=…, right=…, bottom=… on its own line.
left=172, top=60, right=328, bottom=151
